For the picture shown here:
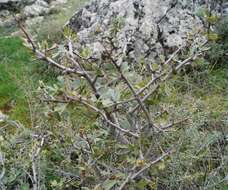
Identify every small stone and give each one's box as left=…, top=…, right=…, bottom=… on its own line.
left=50, top=0, right=67, bottom=6
left=0, top=10, right=10, bottom=18
left=0, top=111, right=8, bottom=122
left=23, top=0, right=50, bottom=17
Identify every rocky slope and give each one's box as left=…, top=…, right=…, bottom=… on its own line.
left=68, top=0, right=226, bottom=64
left=0, top=0, right=67, bottom=28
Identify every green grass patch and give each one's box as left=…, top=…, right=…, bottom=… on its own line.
left=29, top=0, right=89, bottom=42
left=160, top=65, right=228, bottom=128
left=0, top=37, right=56, bottom=125
left=0, top=38, right=29, bottom=123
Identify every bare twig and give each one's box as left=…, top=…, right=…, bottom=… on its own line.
left=119, top=150, right=172, bottom=190
left=161, top=118, right=189, bottom=130
left=31, top=137, right=45, bottom=190
left=0, top=152, right=5, bottom=181
left=15, top=16, right=84, bottom=75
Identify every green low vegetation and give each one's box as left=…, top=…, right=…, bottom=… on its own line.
left=29, top=0, right=89, bottom=42
left=0, top=37, right=38, bottom=125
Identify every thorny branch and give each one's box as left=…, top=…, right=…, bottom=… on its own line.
left=119, top=149, right=172, bottom=190
left=31, top=136, right=45, bottom=190
left=16, top=15, right=205, bottom=139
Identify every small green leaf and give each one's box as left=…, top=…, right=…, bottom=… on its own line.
left=71, top=79, right=82, bottom=90
left=80, top=48, right=92, bottom=58
left=206, top=33, right=219, bottom=42
left=102, top=98, right=113, bottom=106
left=136, top=179, right=148, bottom=190
left=151, top=63, right=159, bottom=71
left=206, top=15, right=219, bottom=24
left=20, top=183, right=30, bottom=190
left=121, top=62, right=129, bottom=72
left=57, top=76, right=65, bottom=86
left=158, top=162, right=166, bottom=170
left=50, top=180, right=58, bottom=187
left=102, top=179, right=118, bottom=190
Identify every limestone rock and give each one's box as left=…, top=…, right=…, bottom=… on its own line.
left=25, top=15, right=44, bottom=26
left=0, top=0, right=35, bottom=11
left=68, top=0, right=205, bottom=64
left=50, top=0, right=67, bottom=6
left=0, top=9, right=10, bottom=18
left=0, top=0, right=68, bottom=17
left=0, top=0, right=68, bottom=29
left=23, top=0, right=50, bottom=17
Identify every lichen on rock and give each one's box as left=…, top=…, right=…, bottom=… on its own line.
left=68, top=0, right=206, bottom=65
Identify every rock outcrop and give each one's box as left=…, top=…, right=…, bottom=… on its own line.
left=68, top=0, right=224, bottom=64
left=0, top=0, right=35, bottom=11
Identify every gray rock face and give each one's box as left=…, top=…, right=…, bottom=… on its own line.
left=23, top=0, right=50, bottom=17
left=0, top=0, right=35, bottom=11
left=68, top=0, right=204, bottom=64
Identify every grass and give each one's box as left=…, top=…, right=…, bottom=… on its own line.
left=0, top=37, right=31, bottom=125
left=0, top=37, right=57, bottom=126
left=164, top=64, right=228, bottom=110
left=29, top=0, right=89, bottom=42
